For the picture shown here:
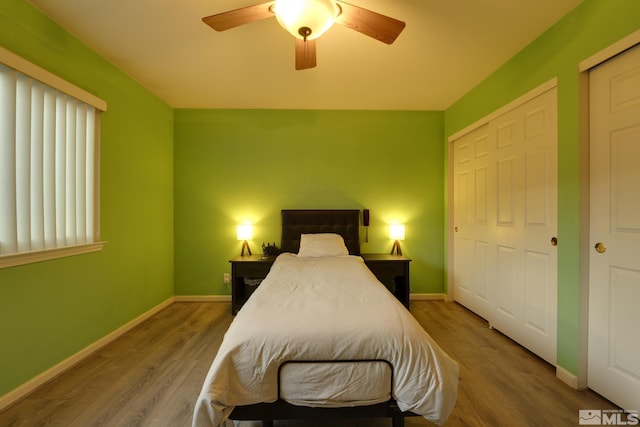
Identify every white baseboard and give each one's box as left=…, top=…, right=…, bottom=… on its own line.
left=410, top=293, right=447, bottom=301
left=0, top=296, right=175, bottom=413
left=556, top=365, right=579, bottom=390
left=174, top=295, right=231, bottom=302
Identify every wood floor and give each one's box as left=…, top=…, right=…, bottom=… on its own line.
left=0, top=300, right=617, bottom=426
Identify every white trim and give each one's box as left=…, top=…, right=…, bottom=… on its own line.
left=174, top=295, right=231, bottom=303
left=579, top=28, right=640, bottom=72
left=556, top=365, right=580, bottom=390
left=577, top=70, right=591, bottom=392
left=0, top=241, right=106, bottom=269
left=410, top=293, right=447, bottom=301
left=446, top=139, right=455, bottom=303
left=0, top=297, right=174, bottom=412
left=0, top=46, right=107, bottom=112
left=448, top=78, right=558, bottom=142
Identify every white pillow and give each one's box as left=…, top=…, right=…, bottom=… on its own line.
left=297, top=233, right=349, bottom=257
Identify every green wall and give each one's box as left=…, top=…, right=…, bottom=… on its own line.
left=0, top=1, right=174, bottom=397
left=174, top=109, right=444, bottom=295
left=3, top=0, right=639, bottom=403
left=444, top=0, right=640, bottom=376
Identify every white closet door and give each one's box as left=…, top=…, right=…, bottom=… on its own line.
left=490, top=88, right=558, bottom=365
left=453, top=124, right=493, bottom=320
left=589, top=44, right=640, bottom=411
left=452, top=86, right=557, bottom=365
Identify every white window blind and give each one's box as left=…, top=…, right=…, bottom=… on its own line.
left=0, top=48, right=106, bottom=268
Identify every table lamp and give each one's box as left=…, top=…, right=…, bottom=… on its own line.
left=237, top=224, right=253, bottom=256
left=389, top=224, right=404, bottom=256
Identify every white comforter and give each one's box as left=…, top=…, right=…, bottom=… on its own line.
left=193, top=254, right=459, bottom=426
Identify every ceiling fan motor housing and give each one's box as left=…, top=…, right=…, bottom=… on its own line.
left=298, top=26, right=312, bottom=39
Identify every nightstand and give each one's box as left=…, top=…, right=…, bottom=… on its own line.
left=361, top=254, right=412, bottom=309
left=229, top=255, right=276, bottom=314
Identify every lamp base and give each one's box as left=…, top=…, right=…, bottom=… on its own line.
left=390, top=240, right=402, bottom=256
left=241, top=240, right=252, bottom=256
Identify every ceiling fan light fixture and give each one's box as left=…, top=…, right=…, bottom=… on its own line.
left=274, top=0, right=339, bottom=40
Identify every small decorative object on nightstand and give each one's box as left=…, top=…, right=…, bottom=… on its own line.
left=262, top=242, right=280, bottom=256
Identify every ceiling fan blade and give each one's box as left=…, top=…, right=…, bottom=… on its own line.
left=295, top=39, right=317, bottom=70
left=202, top=2, right=275, bottom=32
left=335, top=1, right=406, bottom=44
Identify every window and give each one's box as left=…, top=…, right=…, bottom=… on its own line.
left=0, top=47, right=107, bottom=268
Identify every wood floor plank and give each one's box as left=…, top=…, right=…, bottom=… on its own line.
left=0, top=301, right=617, bottom=426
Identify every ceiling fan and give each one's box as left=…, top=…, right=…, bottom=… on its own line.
left=202, top=0, right=406, bottom=70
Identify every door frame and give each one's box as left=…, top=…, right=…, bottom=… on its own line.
left=577, top=29, right=640, bottom=390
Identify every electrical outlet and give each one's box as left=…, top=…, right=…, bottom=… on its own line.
left=223, top=273, right=231, bottom=284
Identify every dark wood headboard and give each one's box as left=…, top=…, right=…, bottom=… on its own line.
left=280, top=210, right=361, bottom=255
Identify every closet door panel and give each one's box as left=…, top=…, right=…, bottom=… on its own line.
left=452, top=85, right=557, bottom=365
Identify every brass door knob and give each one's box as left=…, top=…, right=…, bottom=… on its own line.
left=551, top=237, right=558, bottom=246
left=595, top=242, right=606, bottom=253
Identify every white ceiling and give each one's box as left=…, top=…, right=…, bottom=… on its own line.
left=26, top=0, right=583, bottom=110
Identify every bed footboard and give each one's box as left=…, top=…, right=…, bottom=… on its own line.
left=229, top=359, right=418, bottom=426
left=231, top=399, right=412, bottom=427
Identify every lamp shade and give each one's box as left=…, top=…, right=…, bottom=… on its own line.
left=237, top=224, right=253, bottom=241
left=389, top=224, right=405, bottom=241
left=274, top=0, right=339, bottom=40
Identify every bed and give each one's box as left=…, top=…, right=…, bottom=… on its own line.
left=193, top=210, right=459, bottom=427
